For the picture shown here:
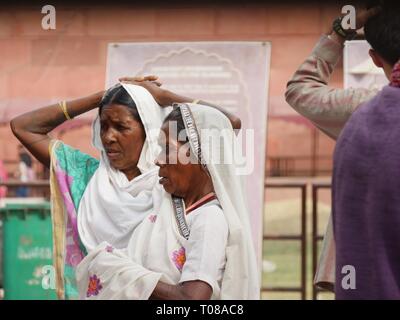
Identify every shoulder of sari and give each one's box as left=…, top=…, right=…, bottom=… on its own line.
left=49, top=139, right=99, bottom=299
left=51, top=140, right=99, bottom=209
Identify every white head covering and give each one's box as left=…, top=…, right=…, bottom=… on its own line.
left=77, top=84, right=169, bottom=251
left=179, top=103, right=260, bottom=299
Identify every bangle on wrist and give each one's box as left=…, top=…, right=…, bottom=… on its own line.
left=58, top=100, right=73, bottom=120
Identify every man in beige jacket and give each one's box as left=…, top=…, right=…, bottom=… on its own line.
left=285, top=5, right=381, bottom=291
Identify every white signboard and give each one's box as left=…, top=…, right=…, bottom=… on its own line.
left=106, top=42, right=271, bottom=264
left=344, top=40, right=388, bottom=90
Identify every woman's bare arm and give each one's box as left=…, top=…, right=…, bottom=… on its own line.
left=150, top=280, right=212, bottom=300
left=10, top=76, right=158, bottom=168
left=119, top=78, right=242, bottom=130
left=163, top=90, right=241, bottom=130
left=10, top=91, right=105, bottom=168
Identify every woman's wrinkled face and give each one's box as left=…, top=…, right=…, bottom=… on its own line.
left=100, top=104, right=145, bottom=174
left=155, top=123, right=199, bottom=197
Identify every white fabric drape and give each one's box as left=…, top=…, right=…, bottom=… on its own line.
left=77, top=84, right=168, bottom=251
left=76, top=103, right=260, bottom=300
left=182, top=104, right=260, bottom=299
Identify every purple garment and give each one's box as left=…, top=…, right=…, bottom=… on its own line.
left=333, top=85, right=400, bottom=299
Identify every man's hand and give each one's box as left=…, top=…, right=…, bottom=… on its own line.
left=354, top=5, right=381, bottom=30
left=328, top=5, right=381, bottom=45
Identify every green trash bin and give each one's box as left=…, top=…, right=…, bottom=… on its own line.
left=0, top=201, right=57, bottom=300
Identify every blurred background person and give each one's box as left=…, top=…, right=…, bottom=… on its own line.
left=0, top=159, right=8, bottom=199
left=285, top=2, right=382, bottom=292
left=15, top=145, right=35, bottom=198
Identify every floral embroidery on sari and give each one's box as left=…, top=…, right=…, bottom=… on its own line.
left=172, top=247, right=186, bottom=271
left=148, top=214, right=157, bottom=223
left=86, top=275, right=103, bottom=298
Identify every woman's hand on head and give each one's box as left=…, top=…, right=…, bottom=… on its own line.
left=119, top=75, right=162, bottom=87
left=119, top=75, right=172, bottom=107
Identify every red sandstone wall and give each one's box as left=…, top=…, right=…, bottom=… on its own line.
left=0, top=2, right=344, bottom=175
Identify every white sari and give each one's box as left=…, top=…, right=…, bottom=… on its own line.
left=76, top=104, right=260, bottom=300
left=77, top=83, right=169, bottom=252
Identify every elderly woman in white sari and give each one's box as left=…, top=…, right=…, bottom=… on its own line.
left=10, top=78, right=240, bottom=299
left=76, top=103, right=260, bottom=300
